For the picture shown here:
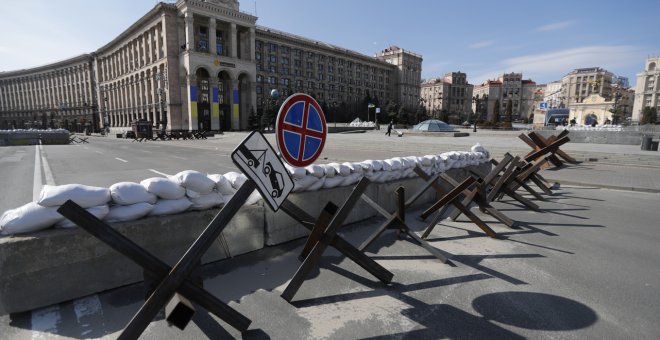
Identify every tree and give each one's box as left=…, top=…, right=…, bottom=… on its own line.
left=641, top=106, right=658, bottom=125
left=397, top=106, right=408, bottom=125
left=505, top=99, right=513, bottom=122
left=413, top=104, right=428, bottom=125
left=386, top=101, right=399, bottom=123
left=491, top=99, right=500, bottom=124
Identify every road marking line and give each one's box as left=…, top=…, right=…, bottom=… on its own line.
left=115, top=157, right=128, bottom=163
left=31, top=305, right=61, bottom=339
left=148, top=169, right=170, bottom=177
left=172, top=156, right=186, bottom=160
left=33, top=145, right=42, bottom=201
left=40, top=144, right=55, bottom=186
left=95, top=150, right=103, bottom=154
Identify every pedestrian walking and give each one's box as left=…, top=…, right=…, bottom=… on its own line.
left=386, top=120, right=393, bottom=136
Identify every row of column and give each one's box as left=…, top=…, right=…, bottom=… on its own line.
left=99, top=23, right=163, bottom=83
left=0, top=65, right=93, bottom=113
left=102, top=65, right=167, bottom=127
left=184, top=13, right=255, bottom=61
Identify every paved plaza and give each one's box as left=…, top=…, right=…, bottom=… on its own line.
left=1, top=129, right=659, bottom=339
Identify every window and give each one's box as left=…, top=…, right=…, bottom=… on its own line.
left=328, top=75, right=335, bottom=82
left=294, top=59, right=301, bottom=67
left=306, top=61, right=313, bottom=69
left=281, top=57, right=289, bottom=65
left=257, top=75, right=263, bottom=83
left=318, top=64, right=324, bottom=71
left=256, top=40, right=263, bottom=50
left=328, top=65, right=334, bottom=73
left=256, top=52, right=261, bottom=60
left=294, top=69, right=301, bottom=77
left=269, top=65, right=277, bottom=73
left=307, top=52, right=315, bottom=59
left=269, top=55, right=277, bottom=63
left=317, top=73, right=324, bottom=81
left=256, top=86, right=262, bottom=94
left=280, top=78, right=290, bottom=86
left=268, top=76, right=277, bottom=84
left=269, top=43, right=277, bottom=52
left=296, top=80, right=303, bottom=87
left=307, top=71, right=313, bottom=78
left=280, top=45, right=289, bottom=54
left=281, top=67, right=289, bottom=75
left=308, top=81, right=315, bottom=89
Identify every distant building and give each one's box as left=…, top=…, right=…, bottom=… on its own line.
left=543, top=80, right=563, bottom=109
left=632, top=56, right=660, bottom=123
left=560, top=67, right=614, bottom=107
left=420, top=72, right=473, bottom=122
left=472, top=72, right=536, bottom=122
left=0, top=0, right=422, bottom=132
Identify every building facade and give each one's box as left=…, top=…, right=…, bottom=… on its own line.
left=560, top=67, right=614, bottom=108
left=0, top=0, right=421, bottom=133
left=632, top=56, right=660, bottom=123
left=420, top=72, right=473, bottom=122
left=472, top=73, right=536, bottom=122
left=0, top=55, right=96, bottom=131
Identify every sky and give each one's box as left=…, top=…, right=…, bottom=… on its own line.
left=1, top=0, right=658, bottom=87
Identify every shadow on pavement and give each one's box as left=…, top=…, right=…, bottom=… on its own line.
left=472, top=291, right=598, bottom=330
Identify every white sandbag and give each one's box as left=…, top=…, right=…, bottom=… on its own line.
left=245, top=190, right=262, bottom=205
left=292, top=175, right=318, bottom=192
left=171, top=170, right=215, bottom=194
left=341, top=172, right=362, bottom=186
left=140, top=177, right=185, bottom=200
left=343, top=162, right=363, bottom=174
left=328, top=162, right=350, bottom=177
left=110, top=182, right=157, bottom=205
left=149, top=198, right=192, bottom=216
left=420, top=155, right=435, bottom=167
left=208, top=174, right=236, bottom=195
left=320, top=164, right=336, bottom=178
left=402, top=156, right=418, bottom=168
left=189, top=192, right=225, bottom=211
left=305, top=164, right=326, bottom=178
left=322, top=176, right=345, bottom=189
left=224, top=171, right=248, bottom=190
left=359, top=161, right=373, bottom=173
left=105, top=202, right=153, bottom=222
left=38, top=184, right=111, bottom=208
left=285, top=164, right=307, bottom=180
left=381, top=160, right=392, bottom=171
left=363, top=160, right=383, bottom=171
left=0, top=202, right=64, bottom=235
left=384, top=158, right=401, bottom=171
left=186, top=188, right=201, bottom=199
left=55, top=205, right=110, bottom=229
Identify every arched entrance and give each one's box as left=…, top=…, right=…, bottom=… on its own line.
left=585, top=113, right=598, bottom=126
left=196, top=68, right=211, bottom=131
left=218, top=71, right=232, bottom=132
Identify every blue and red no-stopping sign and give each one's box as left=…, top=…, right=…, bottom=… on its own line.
left=275, top=93, right=327, bottom=167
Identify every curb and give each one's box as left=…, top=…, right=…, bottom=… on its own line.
left=545, top=179, right=660, bottom=194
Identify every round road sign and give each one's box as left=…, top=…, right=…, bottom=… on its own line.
left=275, top=93, right=327, bottom=167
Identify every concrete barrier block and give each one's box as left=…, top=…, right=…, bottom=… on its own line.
left=0, top=204, right=264, bottom=315
left=264, top=184, right=379, bottom=246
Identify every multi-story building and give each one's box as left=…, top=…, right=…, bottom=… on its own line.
left=560, top=67, right=614, bottom=107
left=420, top=72, right=473, bottom=121
left=543, top=80, right=563, bottom=109
left=472, top=72, right=536, bottom=121
left=632, top=56, right=660, bottom=123
left=254, top=31, right=404, bottom=119
left=0, top=0, right=421, bottom=133
left=375, top=46, right=423, bottom=111
left=0, top=55, right=97, bottom=131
